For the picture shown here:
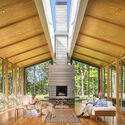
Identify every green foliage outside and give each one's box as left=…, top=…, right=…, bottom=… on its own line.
left=25, top=60, right=99, bottom=101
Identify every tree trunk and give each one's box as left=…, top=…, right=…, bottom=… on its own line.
left=81, top=64, right=87, bottom=96
left=39, top=65, right=41, bottom=95
left=34, top=66, right=36, bottom=94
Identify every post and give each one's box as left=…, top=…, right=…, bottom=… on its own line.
left=98, top=67, right=100, bottom=93
left=116, top=59, right=119, bottom=112
left=14, top=64, right=17, bottom=105
left=107, top=64, right=110, bottom=101
left=4, top=59, right=8, bottom=109
left=21, top=67, right=24, bottom=96
left=100, top=67, right=103, bottom=92
left=110, top=64, right=113, bottom=100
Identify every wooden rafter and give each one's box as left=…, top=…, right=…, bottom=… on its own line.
left=0, top=32, right=44, bottom=49
left=72, top=57, right=100, bottom=68
left=0, top=14, right=38, bottom=29
left=79, top=32, right=125, bottom=49
left=86, top=14, right=125, bottom=29
left=7, top=43, right=48, bottom=59
left=23, top=57, right=51, bottom=68
left=16, top=51, right=50, bottom=64
left=76, top=43, right=118, bottom=58
left=74, top=51, right=110, bottom=64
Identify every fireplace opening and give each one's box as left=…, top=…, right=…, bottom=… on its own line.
left=56, top=86, right=67, bottom=96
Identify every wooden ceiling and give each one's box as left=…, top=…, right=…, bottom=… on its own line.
left=72, top=0, right=125, bottom=67
left=0, top=0, right=51, bottom=68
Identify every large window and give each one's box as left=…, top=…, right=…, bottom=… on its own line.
left=110, top=64, right=117, bottom=99
left=72, top=60, right=99, bottom=100
left=25, top=60, right=51, bottom=100
left=120, top=60, right=125, bottom=110
left=17, top=67, right=21, bottom=96
left=0, top=58, right=5, bottom=111
left=8, top=63, right=14, bottom=108
left=103, top=67, right=107, bottom=97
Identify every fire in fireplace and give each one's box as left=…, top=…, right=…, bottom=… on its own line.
left=56, top=86, right=67, bottom=96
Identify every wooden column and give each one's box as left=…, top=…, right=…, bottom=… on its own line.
left=116, top=59, right=119, bottom=112
left=14, top=64, right=17, bottom=105
left=4, top=59, right=8, bottom=108
left=100, top=67, right=103, bottom=92
left=21, top=67, right=24, bottom=96
left=107, top=64, right=110, bottom=101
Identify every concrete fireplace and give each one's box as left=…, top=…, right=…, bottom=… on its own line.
left=48, top=65, right=75, bottom=105
left=48, top=1, right=75, bottom=105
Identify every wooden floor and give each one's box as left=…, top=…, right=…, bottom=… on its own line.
left=0, top=102, right=125, bottom=125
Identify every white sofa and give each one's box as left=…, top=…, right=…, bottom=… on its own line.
left=82, top=100, right=116, bottom=121
left=92, top=101, right=116, bottom=115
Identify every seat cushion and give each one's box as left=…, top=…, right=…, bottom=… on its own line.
left=92, top=106, right=116, bottom=115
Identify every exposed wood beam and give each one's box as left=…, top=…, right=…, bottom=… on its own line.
left=116, top=59, right=119, bottom=112
left=72, top=57, right=100, bottom=68
left=107, top=64, right=110, bottom=101
left=86, top=14, right=125, bottom=29
left=7, top=43, right=48, bottom=59
left=35, top=0, right=55, bottom=61
left=74, top=51, right=110, bottom=64
left=16, top=51, right=50, bottom=64
left=0, top=14, right=38, bottom=29
left=0, top=32, right=44, bottom=49
left=76, top=43, right=118, bottom=58
left=23, top=57, right=52, bottom=68
left=79, top=32, right=125, bottom=49
left=69, top=0, right=88, bottom=57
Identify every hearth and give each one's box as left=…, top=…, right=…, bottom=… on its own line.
left=56, top=86, right=67, bottom=96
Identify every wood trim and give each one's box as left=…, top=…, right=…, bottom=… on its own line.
left=21, top=67, right=24, bottom=96
left=4, top=59, right=8, bottom=108
left=86, top=14, right=125, bottom=29
left=7, top=43, right=48, bottom=59
left=116, top=59, right=119, bottom=112
left=100, top=67, right=103, bottom=92
left=14, top=64, right=17, bottom=105
left=16, top=51, right=50, bottom=64
left=72, top=57, right=100, bottom=68
left=76, top=43, right=118, bottom=58
left=79, top=32, right=125, bottom=49
left=107, top=64, right=110, bottom=101
left=0, top=32, right=44, bottom=49
left=0, top=14, right=38, bottom=29
left=73, top=51, right=110, bottom=64
left=23, top=57, right=52, bottom=68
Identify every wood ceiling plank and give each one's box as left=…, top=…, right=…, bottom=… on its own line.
left=72, top=57, right=100, bottom=68
left=0, top=0, right=38, bottom=28
left=18, top=53, right=51, bottom=67
left=74, top=51, right=110, bottom=64
left=9, top=46, right=49, bottom=63
left=7, top=44, right=47, bottom=59
left=80, top=16, right=125, bottom=47
left=77, top=34, right=125, bottom=58
left=74, top=45, right=114, bottom=63
left=23, top=58, right=51, bottom=68
left=0, top=16, right=43, bottom=47
left=0, top=34, right=47, bottom=58
left=16, top=51, right=50, bottom=64
left=72, top=53, right=104, bottom=67
left=86, top=0, right=125, bottom=27
left=0, top=0, right=20, bottom=8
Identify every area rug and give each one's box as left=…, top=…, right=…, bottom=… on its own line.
left=45, top=109, right=81, bottom=124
